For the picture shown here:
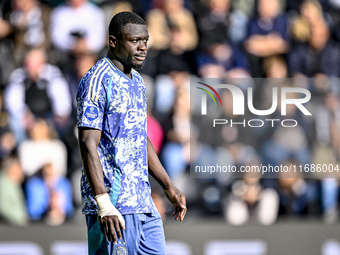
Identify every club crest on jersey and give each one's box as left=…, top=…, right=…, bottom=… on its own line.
left=113, top=242, right=127, bottom=255
left=85, top=106, right=99, bottom=121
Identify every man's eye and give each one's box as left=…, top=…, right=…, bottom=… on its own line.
left=132, top=40, right=138, bottom=43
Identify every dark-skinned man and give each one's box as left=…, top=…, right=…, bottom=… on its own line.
left=77, top=11, right=186, bottom=255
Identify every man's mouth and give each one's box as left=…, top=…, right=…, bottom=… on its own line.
left=134, top=55, right=146, bottom=61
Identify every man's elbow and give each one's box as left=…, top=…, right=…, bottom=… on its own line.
left=78, top=129, right=100, bottom=152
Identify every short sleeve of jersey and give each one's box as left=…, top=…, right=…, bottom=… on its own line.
left=76, top=72, right=106, bottom=130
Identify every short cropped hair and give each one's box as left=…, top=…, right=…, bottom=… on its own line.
left=108, top=11, right=145, bottom=38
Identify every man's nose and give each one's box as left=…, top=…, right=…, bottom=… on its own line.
left=138, top=41, right=147, bottom=51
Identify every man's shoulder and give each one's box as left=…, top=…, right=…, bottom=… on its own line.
left=78, top=58, right=114, bottom=99
left=51, top=3, right=69, bottom=17
left=42, top=64, right=64, bottom=79
left=275, top=14, right=288, bottom=24
left=82, top=58, right=109, bottom=82
left=8, top=68, right=25, bottom=83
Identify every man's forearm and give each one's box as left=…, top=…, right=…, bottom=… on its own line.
left=147, top=137, right=172, bottom=189
left=78, top=128, right=107, bottom=196
left=147, top=137, right=187, bottom=221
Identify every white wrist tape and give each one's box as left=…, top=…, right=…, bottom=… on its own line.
left=95, top=193, right=125, bottom=228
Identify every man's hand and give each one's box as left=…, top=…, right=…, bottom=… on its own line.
left=95, top=193, right=125, bottom=242
left=164, top=185, right=187, bottom=221
left=146, top=137, right=187, bottom=221
left=98, top=215, right=124, bottom=242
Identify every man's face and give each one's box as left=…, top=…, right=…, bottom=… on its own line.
left=113, top=23, right=149, bottom=69
left=24, top=49, right=45, bottom=80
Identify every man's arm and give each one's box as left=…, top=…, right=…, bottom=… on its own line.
left=147, top=137, right=187, bottom=221
left=78, top=127, right=125, bottom=242
left=245, top=34, right=288, bottom=57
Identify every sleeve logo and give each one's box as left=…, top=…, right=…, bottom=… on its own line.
left=84, top=106, right=99, bottom=121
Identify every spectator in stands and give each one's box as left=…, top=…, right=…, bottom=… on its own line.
left=101, top=1, right=133, bottom=33
left=0, top=130, right=17, bottom=160
left=262, top=128, right=311, bottom=169
left=0, top=156, right=28, bottom=226
left=258, top=56, right=289, bottom=111
left=19, top=116, right=72, bottom=224
left=65, top=53, right=97, bottom=112
left=197, top=41, right=250, bottom=79
left=0, top=6, right=11, bottom=39
left=5, top=48, right=71, bottom=142
left=313, top=93, right=340, bottom=168
left=300, top=0, right=325, bottom=27
left=161, top=86, right=190, bottom=179
left=244, top=0, right=289, bottom=77
left=231, top=0, right=256, bottom=18
left=213, top=88, right=257, bottom=147
left=153, top=24, right=193, bottom=122
left=156, top=25, right=195, bottom=75
left=18, top=117, right=67, bottom=178
left=0, top=5, right=15, bottom=87
left=146, top=0, right=198, bottom=51
left=196, top=0, right=232, bottom=48
left=263, top=55, right=288, bottom=78
left=328, top=0, right=340, bottom=41
left=50, top=0, right=105, bottom=55
left=25, top=162, right=73, bottom=226
left=225, top=169, right=279, bottom=226
left=7, top=0, right=50, bottom=64
left=277, top=160, right=319, bottom=216
left=196, top=0, right=248, bottom=46
left=0, top=90, right=16, bottom=160
left=313, top=92, right=340, bottom=223
left=153, top=70, right=191, bottom=122
left=289, top=20, right=340, bottom=79
left=261, top=97, right=312, bottom=167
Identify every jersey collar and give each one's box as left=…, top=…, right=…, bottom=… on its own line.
left=104, top=56, right=135, bottom=82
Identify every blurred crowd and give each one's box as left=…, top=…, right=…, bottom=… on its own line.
left=0, top=0, right=340, bottom=227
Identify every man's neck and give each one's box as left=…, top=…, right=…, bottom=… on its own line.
left=106, top=53, right=132, bottom=78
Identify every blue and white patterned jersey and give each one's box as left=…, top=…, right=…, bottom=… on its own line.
left=77, top=56, right=155, bottom=215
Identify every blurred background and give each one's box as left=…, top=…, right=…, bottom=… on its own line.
left=1, top=0, right=340, bottom=254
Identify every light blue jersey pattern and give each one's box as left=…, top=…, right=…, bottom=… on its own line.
left=77, top=56, right=155, bottom=215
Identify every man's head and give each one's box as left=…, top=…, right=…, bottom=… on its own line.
left=24, top=48, right=46, bottom=81
left=258, top=0, right=280, bottom=19
left=13, top=0, right=37, bottom=12
left=2, top=156, right=23, bottom=184
left=108, top=12, right=149, bottom=69
left=309, top=21, right=329, bottom=50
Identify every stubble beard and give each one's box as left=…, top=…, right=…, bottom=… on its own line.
left=131, top=60, right=145, bottom=69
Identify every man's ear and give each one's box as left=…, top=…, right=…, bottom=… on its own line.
left=109, top=35, right=117, bottom=48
